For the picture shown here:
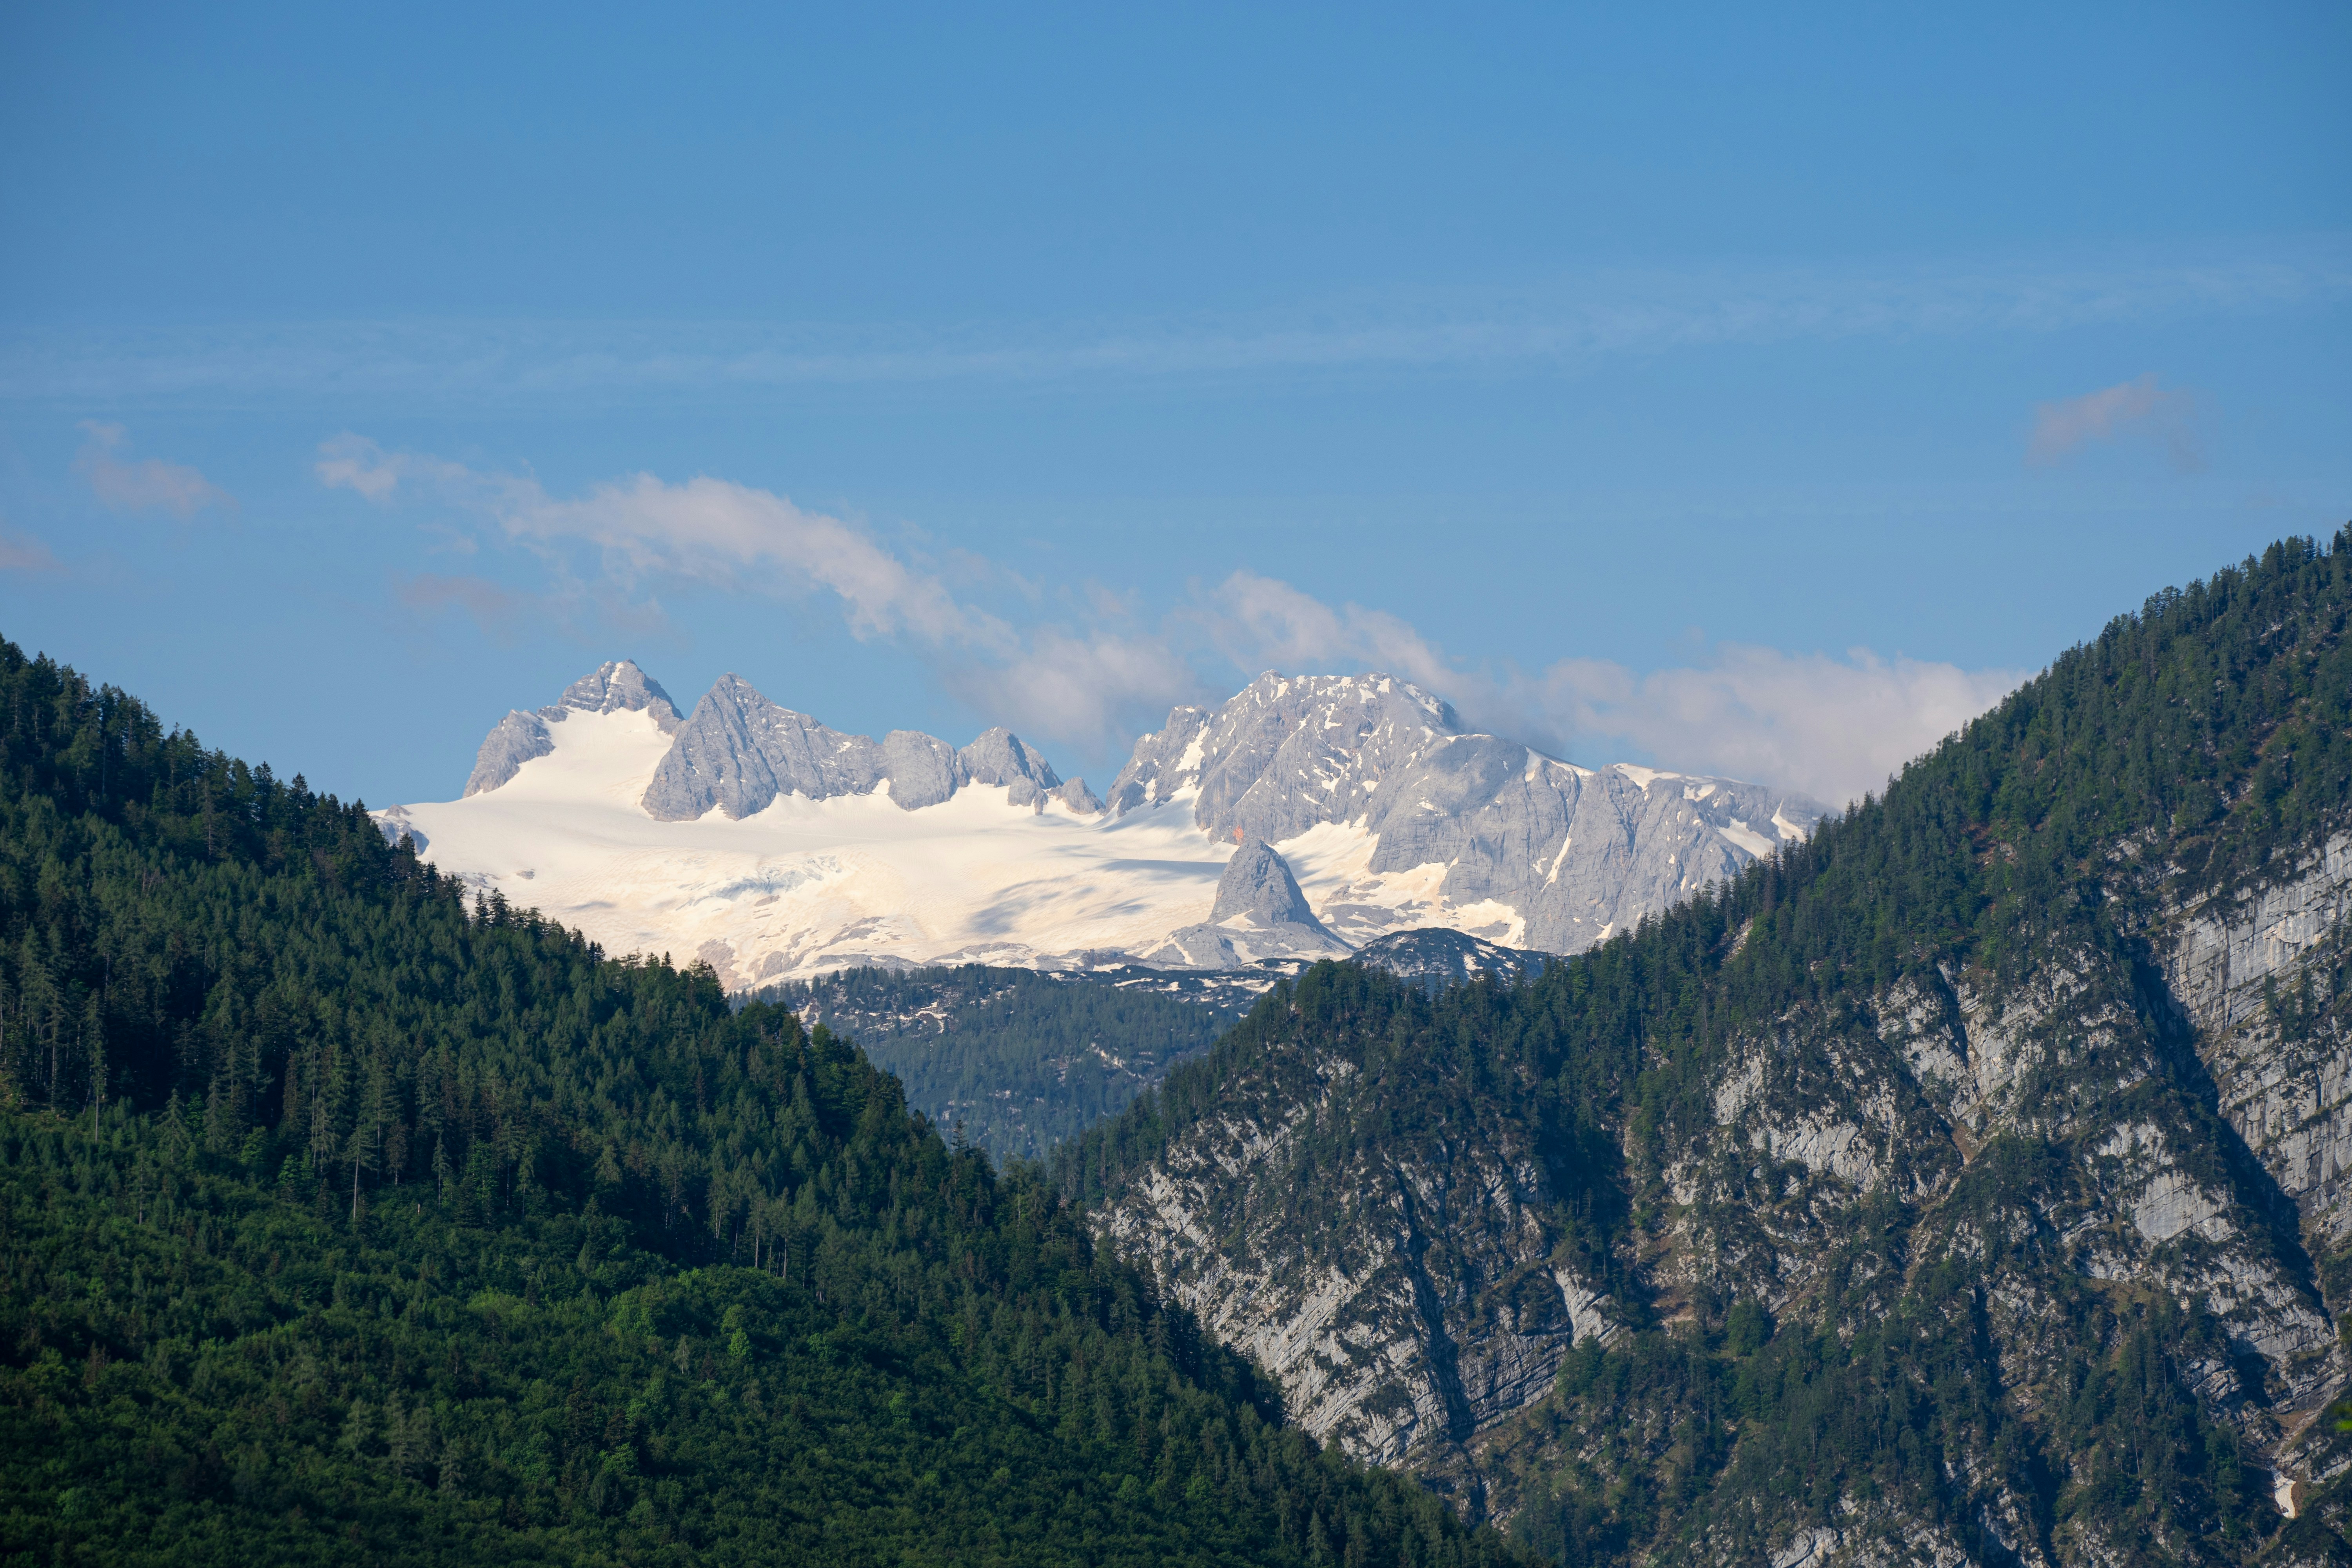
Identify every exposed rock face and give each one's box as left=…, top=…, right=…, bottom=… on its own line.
left=1106, top=672, right=1822, bottom=955
left=879, top=730, right=962, bottom=811
left=1086, top=826, right=2352, bottom=1557
left=958, top=727, right=1061, bottom=807
left=371, top=803, right=428, bottom=855
left=1213, top=838, right=1324, bottom=926
left=1661, top=943, right=2345, bottom=1458
left=1146, top=840, right=1351, bottom=970
left=1106, top=674, right=1461, bottom=838
left=641, top=674, right=884, bottom=819
left=635, top=676, right=1094, bottom=820
left=958, top=726, right=1102, bottom=814
left=549, top=659, right=681, bottom=730
left=1093, top=983, right=1624, bottom=1474
left=463, top=659, right=682, bottom=797
left=1051, top=777, right=1105, bottom=814
left=2162, top=831, right=2352, bottom=1258
left=465, top=710, right=554, bottom=798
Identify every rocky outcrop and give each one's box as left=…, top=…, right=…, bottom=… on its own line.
left=1659, top=945, right=2344, bottom=1466
left=371, top=803, right=428, bottom=855
left=1096, top=1034, right=1622, bottom=1469
left=1105, top=673, right=1462, bottom=839
left=1145, top=840, right=1352, bottom=970
left=465, top=710, right=554, bottom=798
left=641, top=675, right=887, bottom=819
left=548, top=659, right=681, bottom=731
left=958, top=727, right=1103, bottom=815
left=958, top=727, right=1060, bottom=807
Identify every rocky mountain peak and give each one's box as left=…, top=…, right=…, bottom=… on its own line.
left=1148, top=839, right=1347, bottom=970
left=464, top=656, right=681, bottom=797
left=1211, top=838, right=1323, bottom=927
left=642, top=674, right=882, bottom=820
left=1098, top=668, right=1821, bottom=955
left=552, top=659, right=681, bottom=731
left=959, top=726, right=1061, bottom=806
left=1105, top=671, right=1461, bottom=841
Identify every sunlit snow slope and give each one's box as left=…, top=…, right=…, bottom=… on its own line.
left=379, top=662, right=1822, bottom=984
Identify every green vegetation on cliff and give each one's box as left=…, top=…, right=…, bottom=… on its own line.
left=1062, top=534, right=2352, bottom=1564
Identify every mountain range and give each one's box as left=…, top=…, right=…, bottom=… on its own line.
left=379, top=665, right=1824, bottom=985
left=15, top=534, right=2352, bottom=1566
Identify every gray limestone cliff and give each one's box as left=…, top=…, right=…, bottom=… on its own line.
left=1086, top=972, right=1623, bottom=1481
left=464, top=710, right=555, bottom=798
left=549, top=659, right=681, bottom=730
left=639, top=673, right=1101, bottom=821
left=1091, top=848, right=2352, bottom=1559
left=1105, top=671, right=1823, bottom=955
left=957, top=726, right=1103, bottom=814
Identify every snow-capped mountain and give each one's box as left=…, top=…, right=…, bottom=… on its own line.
left=1107, top=672, right=1819, bottom=954
left=376, top=662, right=1822, bottom=984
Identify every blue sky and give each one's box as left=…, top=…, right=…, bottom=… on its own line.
left=2, top=1, right=2346, bottom=806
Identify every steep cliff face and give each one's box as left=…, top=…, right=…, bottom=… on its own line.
left=2164, top=831, right=2352, bottom=1276
left=1094, top=1026, right=1613, bottom=1471
left=1069, top=536, right=2352, bottom=1566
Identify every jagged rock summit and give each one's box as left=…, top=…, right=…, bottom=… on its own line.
left=465, top=659, right=682, bottom=797
left=1212, top=838, right=1325, bottom=926
left=389, top=661, right=1820, bottom=983
left=1111, top=671, right=1821, bottom=953
left=1147, top=840, right=1351, bottom=970
left=639, top=675, right=1102, bottom=820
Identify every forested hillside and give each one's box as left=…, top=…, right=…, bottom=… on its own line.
left=768, top=965, right=1249, bottom=1161
left=0, top=639, right=1527, bottom=1566
left=1064, top=534, right=2352, bottom=1566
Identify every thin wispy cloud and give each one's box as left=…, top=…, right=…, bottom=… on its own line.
left=1188, top=570, right=2021, bottom=804
left=2027, top=374, right=2202, bottom=472
left=16, top=245, right=2346, bottom=408
left=325, top=436, right=1204, bottom=751
left=327, top=437, right=2022, bottom=799
left=74, top=423, right=234, bottom=515
left=0, top=523, right=59, bottom=573
left=1520, top=647, right=2025, bottom=805
left=393, top=573, right=533, bottom=643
